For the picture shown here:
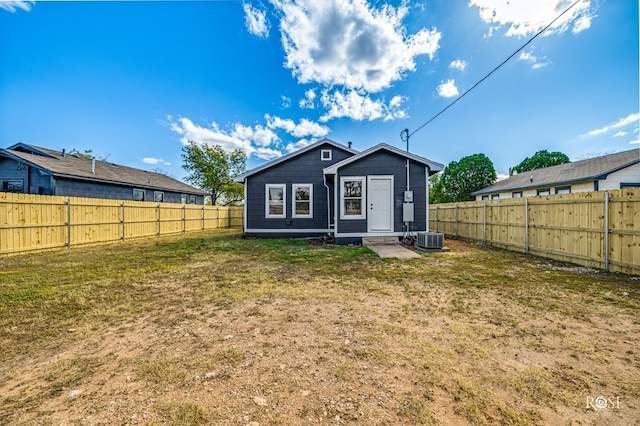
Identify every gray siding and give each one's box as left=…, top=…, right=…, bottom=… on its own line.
left=336, top=151, right=428, bottom=233
left=245, top=144, right=353, bottom=231
left=54, top=178, right=204, bottom=204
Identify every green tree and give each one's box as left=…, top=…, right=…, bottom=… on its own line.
left=428, top=173, right=446, bottom=204
left=68, top=148, right=110, bottom=161
left=440, top=153, right=497, bottom=202
left=512, top=150, right=569, bottom=174
left=181, top=141, right=247, bottom=206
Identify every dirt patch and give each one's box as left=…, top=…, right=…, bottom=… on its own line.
left=1, top=232, right=638, bottom=425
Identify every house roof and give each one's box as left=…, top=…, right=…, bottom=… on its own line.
left=471, top=148, right=640, bottom=196
left=2, top=143, right=207, bottom=195
left=233, top=138, right=357, bottom=182
left=322, top=143, right=444, bottom=175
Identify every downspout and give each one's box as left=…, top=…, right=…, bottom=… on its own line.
left=323, top=174, right=332, bottom=236
left=243, top=178, right=248, bottom=234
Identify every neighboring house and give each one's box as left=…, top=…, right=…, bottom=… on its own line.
left=471, top=149, right=640, bottom=201
left=0, top=143, right=207, bottom=204
left=234, top=138, right=444, bottom=244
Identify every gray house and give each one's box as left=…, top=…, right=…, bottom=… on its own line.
left=234, top=138, right=443, bottom=244
left=0, top=143, right=207, bottom=204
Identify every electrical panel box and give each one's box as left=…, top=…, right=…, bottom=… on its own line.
left=403, top=203, right=414, bottom=222
left=404, top=191, right=414, bottom=202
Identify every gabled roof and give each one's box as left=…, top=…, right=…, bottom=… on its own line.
left=2, top=143, right=207, bottom=195
left=234, top=138, right=357, bottom=182
left=471, top=148, right=640, bottom=196
left=322, top=143, right=444, bottom=175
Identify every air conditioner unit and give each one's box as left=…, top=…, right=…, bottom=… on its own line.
left=416, top=232, right=444, bottom=249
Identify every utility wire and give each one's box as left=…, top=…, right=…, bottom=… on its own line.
left=409, top=0, right=584, bottom=139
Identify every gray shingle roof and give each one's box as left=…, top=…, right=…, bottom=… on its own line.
left=2, top=143, right=207, bottom=195
left=472, top=149, right=640, bottom=195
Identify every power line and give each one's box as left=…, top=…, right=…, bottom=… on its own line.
left=408, top=0, right=584, bottom=139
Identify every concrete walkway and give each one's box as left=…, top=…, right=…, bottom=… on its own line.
left=362, top=237, right=421, bottom=259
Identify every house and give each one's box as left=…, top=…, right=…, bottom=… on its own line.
left=234, top=138, right=444, bottom=244
left=0, top=143, right=207, bottom=204
left=471, top=149, right=640, bottom=200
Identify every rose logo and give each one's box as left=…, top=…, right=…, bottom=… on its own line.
left=595, top=396, right=608, bottom=410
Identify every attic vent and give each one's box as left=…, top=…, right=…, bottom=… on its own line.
left=416, top=232, right=444, bottom=250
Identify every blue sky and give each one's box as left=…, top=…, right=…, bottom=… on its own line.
left=1, top=0, right=638, bottom=181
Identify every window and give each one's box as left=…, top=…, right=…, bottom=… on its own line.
left=188, top=195, right=197, bottom=204
left=181, top=194, right=187, bottom=204
left=555, top=186, right=571, bottom=194
left=341, top=177, right=365, bottom=219
left=154, top=191, right=164, bottom=202
left=266, top=184, right=286, bottom=218
left=621, top=183, right=640, bottom=188
left=512, top=192, right=523, bottom=198
left=133, top=188, right=145, bottom=201
left=2, top=180, right=23, bottom=193
left=292, top=184, right=313, bottom=218
left=537, top=188, right=551, bottom=196
left=491, top=194, right=500, bottom=200
left=481, top=195, right=489, bottom=201
left=321, top=149, right=332, bottom=161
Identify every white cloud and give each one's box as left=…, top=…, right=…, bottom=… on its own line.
left=272, top=0, right=441, bottom=93
left=243, top=3, right=270, bottom=38
left=142, top=157, right=171, bottom=166
left=518, top=50, right=550, bottom=69
left=437, top=79, right=459, bottom=98
left=0, top=1, right=33, bottom=12
left=630, top=138, right=639, bottom=145
left=319, top=90, right=407, bottom=122
left=299, top=89, right=316, bottom=109
left=587, top=113, right=640, bottom=136
left=265, top=114, right=329, bottom=138
left=285, top=139, right=313, bottom=153
left=449, top=59, right=467, bottom=71
left=167, top=114, right=331, bottom=161
left=469, top=0, right=594, bottom=37
left=613, top=131, right=628, bottom=138
left=281, top=96, right=291, bottom=108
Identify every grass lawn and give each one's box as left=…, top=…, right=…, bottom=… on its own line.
left=0, top=229, right=638, bottom=425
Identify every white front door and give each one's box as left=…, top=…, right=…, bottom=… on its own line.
left=368, top=176, right=393, bottom=232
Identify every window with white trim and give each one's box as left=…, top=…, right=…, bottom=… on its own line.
left=321, top=149, right=332, bottom=161
left=555, top=186, right=571, bottom=194
left=512, top=191, right=523, bottom=198
left=340, top=177, right=365, bottom=219
left=491, top=194, right=499, bottom=200
left=537, top=188, right=551, bottom=196
left=154, top=191, right=164, bottom=202
left=266, top=184, right=286, bottom=218
left=292, top=184, right=313, bottom=218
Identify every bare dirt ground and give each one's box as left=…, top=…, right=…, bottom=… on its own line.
left=1, top=232, right=638, bottom=425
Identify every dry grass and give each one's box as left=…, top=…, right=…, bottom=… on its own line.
left=1, top=230, right=638, bottom=425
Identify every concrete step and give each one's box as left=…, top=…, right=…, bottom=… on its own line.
left=362, top=236, right=400, bottom=246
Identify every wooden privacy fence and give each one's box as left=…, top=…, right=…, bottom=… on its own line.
left=0, top=192, right=243, bottom=256
left=429, top=188, right=640, bottom=275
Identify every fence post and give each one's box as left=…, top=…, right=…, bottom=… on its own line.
left=436, top=205, right=439, bottom=233
left=604, top=192, right=610, bottom=271
left=66, top=198, right=71, bottom=249
left=157, top=203, right=161, bottom=236
left=524, top=197, right=529, bottom=254
left=228, top=207, right=231, bottom=228
left=121, top=201, right=126, bottom=241
left=202, top=206, right=205, bottom=230
left=183, top=205, right=186, bottom=233
left=455, top=204, right=458, bottom=237
left=483, top=201, right=487, bottom=245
